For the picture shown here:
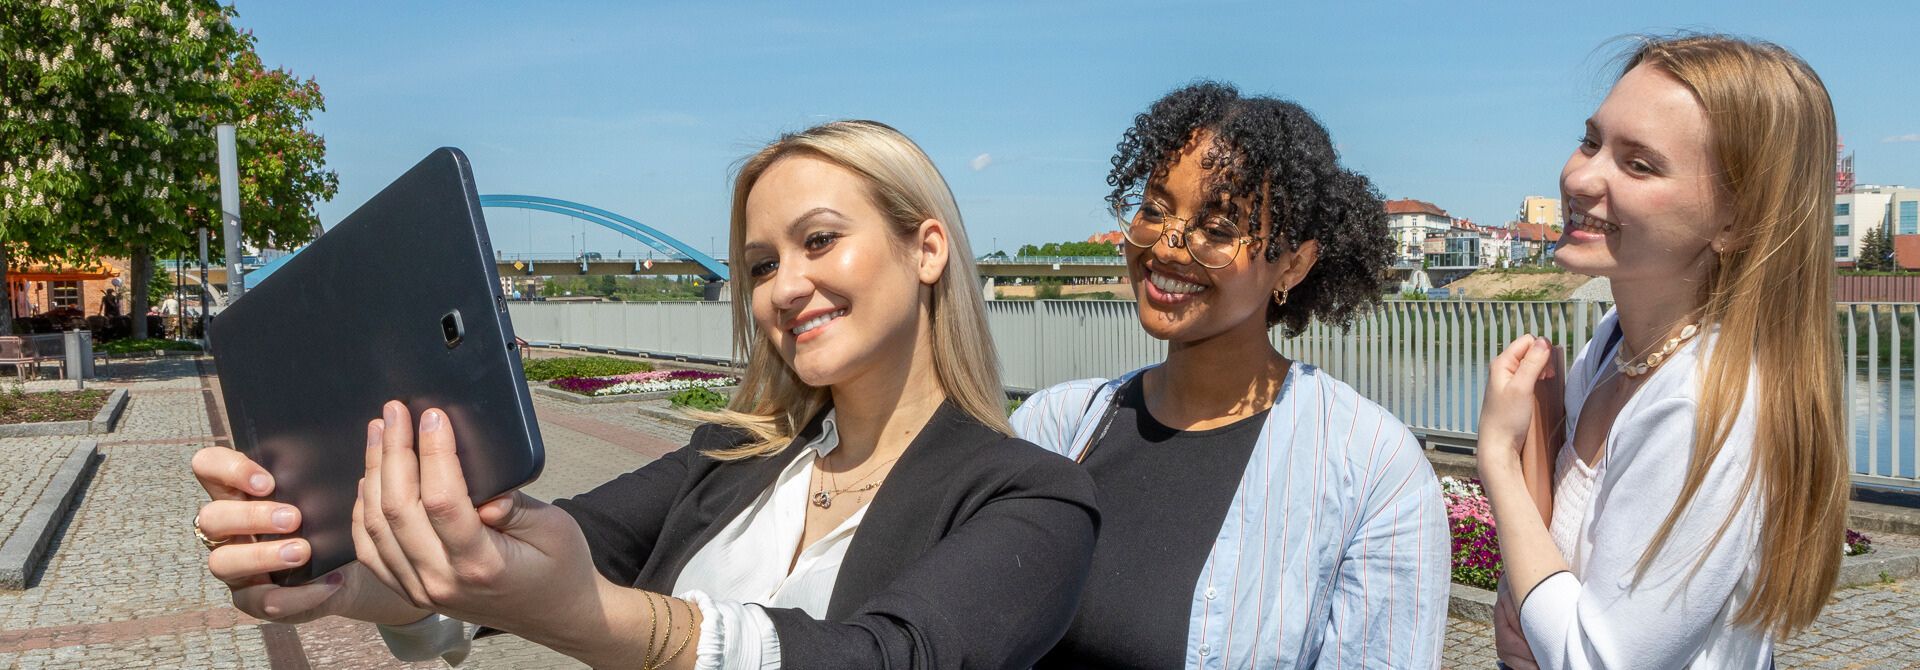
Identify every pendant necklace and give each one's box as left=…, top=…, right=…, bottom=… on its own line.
left=811, top=454, right=901, bottom=509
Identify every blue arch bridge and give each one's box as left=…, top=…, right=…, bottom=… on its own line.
left=238, top=194, right=1128, bottom=298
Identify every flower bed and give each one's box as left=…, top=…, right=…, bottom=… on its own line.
left=1442, top=475, right=1878, bottom=589
left=1846, top=528, right=1873, bottom=557
left=550, top=369, right=736, bottom=397
left=0, top=387, right=112, bottom=424
left=1443, top=476, right=1502, bottom=590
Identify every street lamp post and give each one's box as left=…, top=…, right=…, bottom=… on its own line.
left=217, top=124, right=244, bottom=302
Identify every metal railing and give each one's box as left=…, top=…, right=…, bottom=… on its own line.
left=508, top=299, right=1919, bottom=488
left=975, top=256, right=1128, bottom=266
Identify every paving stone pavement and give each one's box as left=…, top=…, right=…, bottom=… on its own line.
left=0, top=439, right=80, bottom=544
left=1441, top=581, right=1920, bottom=668
left=4, top=355, right=1919, bottom=668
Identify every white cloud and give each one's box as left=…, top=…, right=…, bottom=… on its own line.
left=1884, top=134, right=1920, bottom=143
left=969, top=153, right=993, bottom=171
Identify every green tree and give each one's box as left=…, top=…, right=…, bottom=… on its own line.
left=1857, top=224, right=1896, bottom=272
left=148, top=264, right=174, bottom=305
left=2, top=0, right=240, bottom=333
left=0, top=1, right=336, bottom=336
left=1012, top=241, right=1119, bottom=258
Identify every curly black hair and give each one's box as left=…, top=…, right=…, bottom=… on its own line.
left=1107, top=81, right=1392, bottom=336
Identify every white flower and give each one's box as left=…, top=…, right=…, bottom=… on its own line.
left=186, top=19, right=206, bottom=40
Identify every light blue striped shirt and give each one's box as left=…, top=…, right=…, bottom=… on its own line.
left=1011, top=363, right=1449, bottom=669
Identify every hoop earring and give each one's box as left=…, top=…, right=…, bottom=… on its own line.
left=1272, top=287, right=1289, bottom=308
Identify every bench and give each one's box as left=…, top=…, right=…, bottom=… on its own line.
left=0, top=336, right=60, bottom=381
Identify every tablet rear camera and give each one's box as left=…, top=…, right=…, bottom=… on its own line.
left=441, top=310, right=465, bottom=349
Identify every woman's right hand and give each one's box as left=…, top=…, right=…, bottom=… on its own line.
left=192, top=444, right=429, bottom=625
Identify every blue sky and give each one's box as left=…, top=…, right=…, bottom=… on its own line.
left=233, top=1, right=1920, bottom=259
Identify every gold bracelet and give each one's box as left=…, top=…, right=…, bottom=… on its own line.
left=656, top=596, right=698, bottom=669
left=643, top=592, right=674, bottom=670
left=641, top=590, right=661, bottom=670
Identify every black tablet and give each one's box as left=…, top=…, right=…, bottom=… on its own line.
left=208, top=147, right=544, bottom=586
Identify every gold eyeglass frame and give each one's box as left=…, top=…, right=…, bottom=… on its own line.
left=1112, top=195, right=1258, bottom=269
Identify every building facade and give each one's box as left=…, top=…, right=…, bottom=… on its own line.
left=1385, top=198, right=1454, bottom=268
left=1518, top=195, right=1562, bottom=231
left=1835, top=185, right=1920, bottom=267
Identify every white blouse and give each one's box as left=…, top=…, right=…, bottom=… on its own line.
left=1521, top=309, right=1771, bottom=669
left=381, top=412, right=858, bottom=670
left=675, top=410, right=861, bottom=669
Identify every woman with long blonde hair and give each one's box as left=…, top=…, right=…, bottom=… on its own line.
left=190, top=120, right=1100, bottom=668
left=1479, top=34, right=1848, bottom=668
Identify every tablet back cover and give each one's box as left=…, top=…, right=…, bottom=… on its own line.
left=208, top=147, right=544, bottom=585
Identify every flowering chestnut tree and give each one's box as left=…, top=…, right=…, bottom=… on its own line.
left=0, top=0, right=336, bottom=335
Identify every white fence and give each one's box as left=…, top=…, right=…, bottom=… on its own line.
left=509, top=299, right=1918, bottom=488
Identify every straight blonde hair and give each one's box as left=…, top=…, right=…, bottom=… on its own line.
left=703, top=120, right=1009, bottom=460
left=1624, top=34, right=1847, bottom=637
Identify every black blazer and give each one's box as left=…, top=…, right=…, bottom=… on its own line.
left=551, top=401, right=1101, bottom=669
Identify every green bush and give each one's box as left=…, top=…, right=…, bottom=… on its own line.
left=1034, top=280, right=1064, bottom=300
left=523, top=356, right=654, bottom=381
left=1492, top=288, right=1552, bottom=301
left=1397, top=289, right=1429, bottom=301
left=98, top=338, right=202, bottom=355
left=669, top=387, right=728, bottom=411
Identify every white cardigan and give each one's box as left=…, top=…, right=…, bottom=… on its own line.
left=1520, top=309, right=1772, bottom=669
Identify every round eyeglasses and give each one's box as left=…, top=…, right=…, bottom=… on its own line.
left=1112, top=195, right=1256, bottom=269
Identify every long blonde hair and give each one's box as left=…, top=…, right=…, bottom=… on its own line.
left=1625, top=34, right=1846, bottom=637
left=704, top=120, right=1009, bottom=460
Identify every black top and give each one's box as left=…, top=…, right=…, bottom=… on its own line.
left=551, top=402, right=1101, bottom=670
left=1036, top=381, right=1268, bottom=670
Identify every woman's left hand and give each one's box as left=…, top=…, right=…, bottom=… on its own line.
left=1479, top=335, right=1555, bottom=471
left=355, top=400, right=612, bottom=643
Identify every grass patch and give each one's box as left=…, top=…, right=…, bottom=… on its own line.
left=524, top=356, right=654, bottom=382
left=0, top=387, right=111, bottom=424
left=99, top=338, right=201, bottom=355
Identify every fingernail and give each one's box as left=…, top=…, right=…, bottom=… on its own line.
left=420, top=410, right=442, bottom=433
left=279, top=542, right=304, bottom=563
left=250, top=473, right=271, bottom=494
left=384, top=402, right=401, bottom=424
left=325, top=572, right=344, bottom=586
left=272, top=507, right=296, bottom=531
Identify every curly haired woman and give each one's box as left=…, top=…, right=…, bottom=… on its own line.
left=1013, top=81, right=1449, bottom=669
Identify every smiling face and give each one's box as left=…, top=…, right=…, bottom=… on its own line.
left=1126, top=134, right=1315, bottom=344
left=741, top=155, right=940, bottom=388
left=1556, top=63, right=1731, bottom=284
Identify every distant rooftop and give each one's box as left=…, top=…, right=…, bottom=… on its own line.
left=1385, top=198, right=1449, bottom=218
